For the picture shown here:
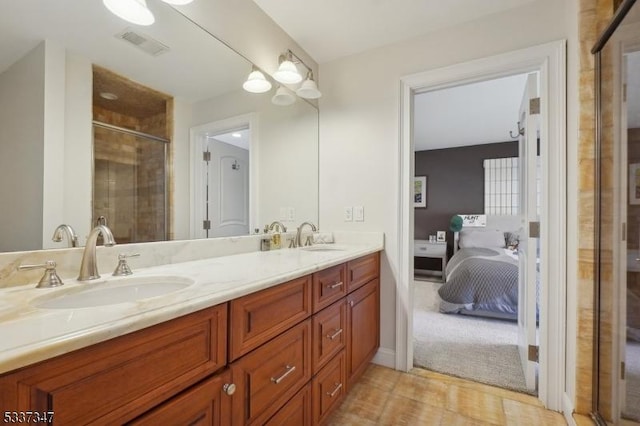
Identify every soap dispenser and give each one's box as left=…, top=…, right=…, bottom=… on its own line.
left=260, top=226, right=271, bottom=251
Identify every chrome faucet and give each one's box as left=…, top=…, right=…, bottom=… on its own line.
left=295, top=222, right=317, bottom=248
left=78, top=225, right=116, bottom=281
left=268, top=221, right=287, bottom=232
left=52, top=224, right=79, bottom=248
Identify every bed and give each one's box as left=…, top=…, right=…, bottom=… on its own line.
left=437, top=215, right=522, bottom=320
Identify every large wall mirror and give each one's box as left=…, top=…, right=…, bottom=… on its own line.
left=0, top=0, right=318, bottom=253
left=593, top=0, right=640, bottom=423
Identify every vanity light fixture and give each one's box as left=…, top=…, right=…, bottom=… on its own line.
left=271, top=86, right=296, bottom=106
left=102, top=0, right=155, bottom=26
left=242, top=66, right=272, bottom=93
left=273, top=51, right=303, bottom=85
left=296, top=71, right=322, bottom=99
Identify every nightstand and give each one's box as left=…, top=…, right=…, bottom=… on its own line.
left=414, top=240, right=447, bottom=281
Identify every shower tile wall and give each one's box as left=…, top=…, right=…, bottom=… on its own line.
left=93, top=106, right=167, bottom=244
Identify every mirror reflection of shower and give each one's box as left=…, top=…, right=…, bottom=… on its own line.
left=92, top=66, right=171, bottom=244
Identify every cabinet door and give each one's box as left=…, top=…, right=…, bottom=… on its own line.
left=346, top=278, right=379, bottom=389
left=128, top=369, right=234, bottom=426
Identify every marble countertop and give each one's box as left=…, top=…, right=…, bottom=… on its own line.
left=0, top=242, right=382, bottom=374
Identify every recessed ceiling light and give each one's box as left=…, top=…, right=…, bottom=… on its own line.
left=231, top=133, right=242, bottom=138
left=100, top=92, right=119, bottom=100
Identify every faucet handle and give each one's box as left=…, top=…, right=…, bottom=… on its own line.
left=113, top=253, right=140, bottom=276
left=18, top=260, right=64, bottom=288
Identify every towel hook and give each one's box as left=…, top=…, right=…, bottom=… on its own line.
left=509, top=121, right=525, bottom=139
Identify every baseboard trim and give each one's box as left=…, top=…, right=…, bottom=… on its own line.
left=372, top=347, right=395, bottom=369
left=563, top=392, right=576, bottom=426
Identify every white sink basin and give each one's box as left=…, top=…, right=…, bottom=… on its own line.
left=33, top=276, right=194, bottom=309
left=301, top=246, right=345, bottom=252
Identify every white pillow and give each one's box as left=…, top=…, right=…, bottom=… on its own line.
left=459, top=229, right=506, bottom=249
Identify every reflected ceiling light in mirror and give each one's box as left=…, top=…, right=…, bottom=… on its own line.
left=272, top=86, right=296, bottom=106
left=231, top=133, right=242, bottom=138
left=296, top=71, right=322, bottom=99
left=243, top=66, right=272, bottom=93
left=274, top=52, right=302, bottom=85
left=103, top=0, right=155, bottom=26
left=160, top=0, right=194, bottom=4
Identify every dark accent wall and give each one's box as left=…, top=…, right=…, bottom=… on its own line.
left=414, top=141, right=518, bottom=270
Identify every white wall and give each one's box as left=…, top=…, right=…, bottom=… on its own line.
left=0, top=43, right=45, bottom=252
left=63, top=53, right=93, bottom=244
left=318, top=0, right=579, bottom=407
left=42, top=40, right=67, bottom=249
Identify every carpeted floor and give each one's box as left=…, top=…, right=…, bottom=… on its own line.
left=412, top=279, right=533, bottom=395
left=623, top=339, right=640, bottom=421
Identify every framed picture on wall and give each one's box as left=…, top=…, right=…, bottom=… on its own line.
left=436, top=231, right=446, bottom=242
left=414, top=176, right=427, bottom=208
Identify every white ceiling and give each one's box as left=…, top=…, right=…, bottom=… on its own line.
left=413, top=73, right=529, bottom=151
left=252, top=0, right=537, bottom=63
left=0, top=0, right=249, bottom=102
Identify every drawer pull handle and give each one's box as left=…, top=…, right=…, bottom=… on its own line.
left=326, top=328, right=343, bottom=340
left=271, top=365, right=296, bottom=384
left=326, top=382, right=343, bottom=398
left=326, top=281, right=343, bottom=289
left=223, top=383, right=236, bottom=396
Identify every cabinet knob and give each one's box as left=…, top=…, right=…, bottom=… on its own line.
left=223, top=383, right=236, bottom=396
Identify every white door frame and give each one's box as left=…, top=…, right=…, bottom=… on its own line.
left=189, top=113, right=258, bottom=239
left=396, top=40, right=567, bottom=410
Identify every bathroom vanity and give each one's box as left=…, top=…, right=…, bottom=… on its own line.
left=0, top=242, right=381, bottom=425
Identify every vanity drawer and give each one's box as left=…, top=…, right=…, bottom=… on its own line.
left=312, top=299, right=346, bottom=374
left=312, top=263, right=347, bottom=312
left=0, top=304, right=228, bottom=425
left=229, top=275, right=312, bottom=361
left=231, top=320, right=312, bottom=426
left=347, top=252, right=380, bottom=292
left=312, top=350, right=346, bottom=425
left=128, top=369, right=233, bottom=426
left=264, top=383, right=312, bottom=426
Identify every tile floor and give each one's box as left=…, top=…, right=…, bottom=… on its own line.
left=328, top=364, right=567, bottom=425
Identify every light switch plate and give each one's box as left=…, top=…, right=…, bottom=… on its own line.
left=344, top=207, right=353, bottom=222
left=287, top=207, right=295, bottom=221
left=354, top=206, right=364, bottom=222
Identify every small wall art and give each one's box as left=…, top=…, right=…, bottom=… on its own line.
left=414, top=176, right=427, bottom=208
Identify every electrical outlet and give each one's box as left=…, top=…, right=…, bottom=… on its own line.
left=287, top=207, right=295, bottom=221
left=344, top=207, right=353, bottom=222
left=354, top=206, right=364, bottom=222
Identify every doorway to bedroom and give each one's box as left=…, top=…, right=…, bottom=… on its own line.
left=410, top=72, right=541, bottom=396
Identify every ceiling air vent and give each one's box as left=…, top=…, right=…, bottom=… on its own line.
left=116, top=28, right=170, bottom=57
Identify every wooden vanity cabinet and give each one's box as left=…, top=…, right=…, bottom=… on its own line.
left=346, top=278, right=380, bottom=390
left=0, top=251, right=380, bottom=425
left=0, top=304, right=228, bottom=425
